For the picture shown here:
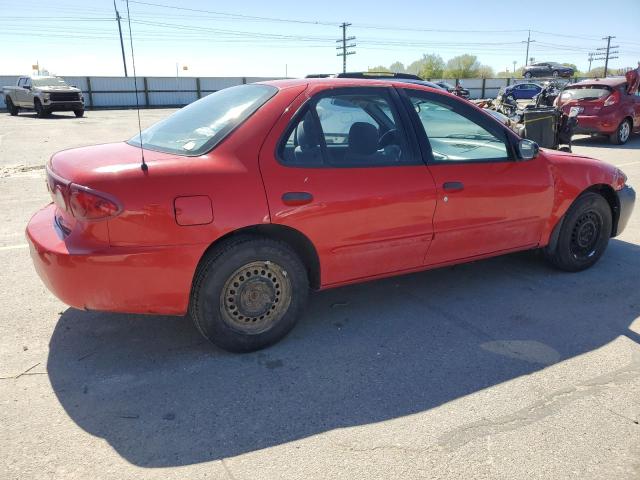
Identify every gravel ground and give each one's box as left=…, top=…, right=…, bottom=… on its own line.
left=0, top=108, right=639, bottom=479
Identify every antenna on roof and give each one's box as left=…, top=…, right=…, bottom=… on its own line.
left=124, top=0, right=148, bottom=172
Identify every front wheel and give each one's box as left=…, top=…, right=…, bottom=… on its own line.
left=74, top=109, right=84, bottom=118
left=34, top=100, right=48, bottom=118
left=610, top=119, right=631, bottom=145
left=189, top=236, right=309, bottom=352
left=544, top=192, right=612, bottom=272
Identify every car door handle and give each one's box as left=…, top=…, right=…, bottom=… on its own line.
left=282, top=192, right=313, bottom=206
left=442, top=182, right=464, bottom=192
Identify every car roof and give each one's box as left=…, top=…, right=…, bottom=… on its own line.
left=567, top=76, right=627, bottom=88
left=260, top=77, right=446, bottom=93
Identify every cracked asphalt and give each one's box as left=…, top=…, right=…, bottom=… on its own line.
left=1, top=109, right=639, bottom=479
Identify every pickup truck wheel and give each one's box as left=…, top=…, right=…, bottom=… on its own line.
left=74, top=109, right=84, bottom=118
left=610, top=119, right=631, bottom=145
left=34, top=100, right=49, bottom=118
left=544, top=192, right=612, bottom=272
left=189, top=236, right=309, bottom=353
left=6, top=97, right=19, bottom=116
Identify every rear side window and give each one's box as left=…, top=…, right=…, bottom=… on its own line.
left=279, top=90, right=418, bottom=167
left=128, top=84, right=277, bottom=156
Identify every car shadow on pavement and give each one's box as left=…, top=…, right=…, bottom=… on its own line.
left=13, top=113, right=81, bottom=120
left=572, top=134, right=640, bottom=150
left=47, top=239, right=640, bottom=467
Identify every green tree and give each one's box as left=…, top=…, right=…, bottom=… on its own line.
left=389, top=61, right=405, bottom=73
left=418, top=54, right=445, bottom=79
left=445, top=54, right=480, bottom=78
left=477, top=64, right=495, bottom=78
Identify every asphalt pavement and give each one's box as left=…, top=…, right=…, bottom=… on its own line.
left=1, top=109, right=639, bottom=479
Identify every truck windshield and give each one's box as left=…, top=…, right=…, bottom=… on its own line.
left=127, top=84, right=278, bottom=156
left=560, top=85, right=611, bottom=101
left=32, top=77, right=68, bottom=87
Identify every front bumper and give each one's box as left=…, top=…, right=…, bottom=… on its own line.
left=43, top=100, right=84, bottom=111
left=614, top=185, right=636, bottom=236
left=26, top=204, right=207, bottom=315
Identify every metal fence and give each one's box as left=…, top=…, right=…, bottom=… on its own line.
left=1, top=75, right=589, bottom=110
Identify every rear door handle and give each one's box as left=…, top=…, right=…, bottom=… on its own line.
left=442, top=181, right=464, bottom=192
left=282, top=192, right=313, bottom=206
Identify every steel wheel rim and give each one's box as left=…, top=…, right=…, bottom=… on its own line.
left=569, top=210, right=602, bottom=260
left=220, top=261, right=292, bottom=335
left=620, top=122, right=630, bottom=142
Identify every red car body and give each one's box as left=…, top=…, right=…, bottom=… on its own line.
left=558, top=74, right=640, bottom=143
left=27, top=78, right=634, bottom=318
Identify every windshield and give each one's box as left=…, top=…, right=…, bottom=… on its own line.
left=560, top=85, right=612, bottom=101
left=32, top=77, right=68, bottom=87
left=128, top=84, right=277, bottom=156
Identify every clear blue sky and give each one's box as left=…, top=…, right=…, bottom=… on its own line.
left=2, top=0, right=639, bottom=77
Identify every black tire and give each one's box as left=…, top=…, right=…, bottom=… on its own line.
left=524, top=72, right=532, bottom=78
left=6, top=97, right=19, bottom=116
left=544, top=192, right=612, bottom=272
left=189, top=236, right=309, bottom=353
left=74, top=109, right=84, bottom=118
left=34, top=100, right=48, bottom=118
left=609, top=119, right=631, bottom=145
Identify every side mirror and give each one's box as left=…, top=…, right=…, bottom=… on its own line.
left=24, top=84, right=31, bottom=90
left=518, top=139, right=539, bottom=160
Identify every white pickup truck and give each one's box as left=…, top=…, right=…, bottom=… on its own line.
left=3, top=76, right=84, bottom=118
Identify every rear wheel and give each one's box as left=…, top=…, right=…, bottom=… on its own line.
left=544, top=192, right=612, bottom=272
left=189, top=236, right=309, bottom=352
left=6, top=97, right=19, bottom=116
left=610, top=119, right=631, bottom=145
left=524, top=72, right=532, bottom=79
left=552, top=70, right=559, bottom=77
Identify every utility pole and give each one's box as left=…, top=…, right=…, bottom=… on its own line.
left=114, top=0, right=128, bottom=77
left=336, top=22, right=355, bottom=74
left=594, top=36, right=619, bottom=77
left=512, top=60, right=517, bottom=74
left=587, top=52, right=594, bottom=73
left=523, top=30, right=535, bottom=67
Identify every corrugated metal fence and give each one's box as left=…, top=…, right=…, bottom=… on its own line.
left=1, top=75, right=586, bottom=110
left=0, top=75, right=282, bottom=109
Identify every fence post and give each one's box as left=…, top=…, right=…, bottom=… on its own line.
left=196, top=77, right=201, bottom=99
left=506, top=77, right=511, bottom=87
left=481, top=78, right=486, bottom=98
left=242, top=77, right=247, bottom=85
left=143, top=77, right=150, bottom=107
left=86, top=76, right=93, bottom=108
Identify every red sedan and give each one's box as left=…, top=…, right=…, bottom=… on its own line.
left=27, top=78, right=635, bottom=352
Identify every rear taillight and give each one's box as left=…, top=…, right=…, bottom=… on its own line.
left=69, top=185, right=122, bottom=220
left=603, top=91, right=619, bottom=106
left=46, top=166, right=121, bottom=221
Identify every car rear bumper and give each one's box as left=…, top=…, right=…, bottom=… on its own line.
left=573, top=113, right=621, bottom=135
left=26, top=204, right=206, bottom=315
left=614, top=185, right=636, bottom=236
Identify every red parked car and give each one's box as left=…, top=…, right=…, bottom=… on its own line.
left=557, top=73, right=640, bottom=144
left=27, top=78, right=635, bottom=352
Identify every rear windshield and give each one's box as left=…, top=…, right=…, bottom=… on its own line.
left=32, top=77, right=68, bottom=87
left=560, top=85, right=611, bottom=101
left=128, top=84, right=277, bottom=156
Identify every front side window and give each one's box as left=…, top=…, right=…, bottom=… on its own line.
left=280, top=90, right=417, bottom=167
left=128, top=84, right=277, bottom=156
left=407, top=94, right=509, bottom=162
